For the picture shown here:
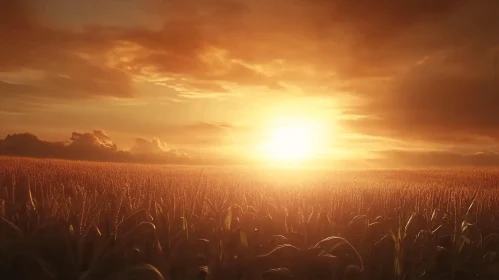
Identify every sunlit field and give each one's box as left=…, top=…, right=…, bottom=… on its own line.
left=2, top=156, right=499, bottom=280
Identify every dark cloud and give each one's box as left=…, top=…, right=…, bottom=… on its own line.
left=4, top=0, right=494, bottom=98
left=0, top=130, right=191, bottom=164
left=0, top=0, right=133, bottom=107
left=341, top=47, right=499, bottom=144
left=173, top=0, right=478, bottom=80
left=0, top=0, right=281, bottom=110
left=332, top=1, right=499, bottom=148
left=0, top=133, right=65, bottom=158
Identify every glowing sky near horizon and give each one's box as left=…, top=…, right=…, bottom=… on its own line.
left=1, top=0, right=499, bottom=166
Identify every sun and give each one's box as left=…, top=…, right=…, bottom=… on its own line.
left=266, top=125, right=313, bottom=160
left=260, top=119, right=322, bottom=163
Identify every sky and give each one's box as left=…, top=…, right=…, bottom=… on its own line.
left=1, top=0, right=499, bottom=167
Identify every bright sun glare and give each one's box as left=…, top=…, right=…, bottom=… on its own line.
left=261, top=119, right=323, bottom=163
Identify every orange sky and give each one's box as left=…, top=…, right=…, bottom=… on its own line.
left=1, top=0, right=499, bottom=167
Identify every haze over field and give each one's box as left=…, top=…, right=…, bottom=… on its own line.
left=1, top=0, right=499, bottom=167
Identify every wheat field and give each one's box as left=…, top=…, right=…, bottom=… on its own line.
left=1, top=156, right=499, bottom=280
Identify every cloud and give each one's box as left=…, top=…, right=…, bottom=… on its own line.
left=3, top=0, right=490, bottom=99
left=0, top=133, right=65, bottom=158
left=0, top=0, right=134, bottom=110
left=0, top=0, right=283, bottom=111
left=69, top=130, right=117, bottom=151
left=340, top=47, right=499, bottom=144
left=140, top=0, right=497, bottom=98
left=129, top=137, right=190, bottom=164
left=0, top=130, right=192, bottom=164
left=130, top=137, right=168, bottom=154
left=65, top=130, right=123, bottom=161
left=3, top=0, right=496, bottom=87
left=330, top=0, right=499, bottom=149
